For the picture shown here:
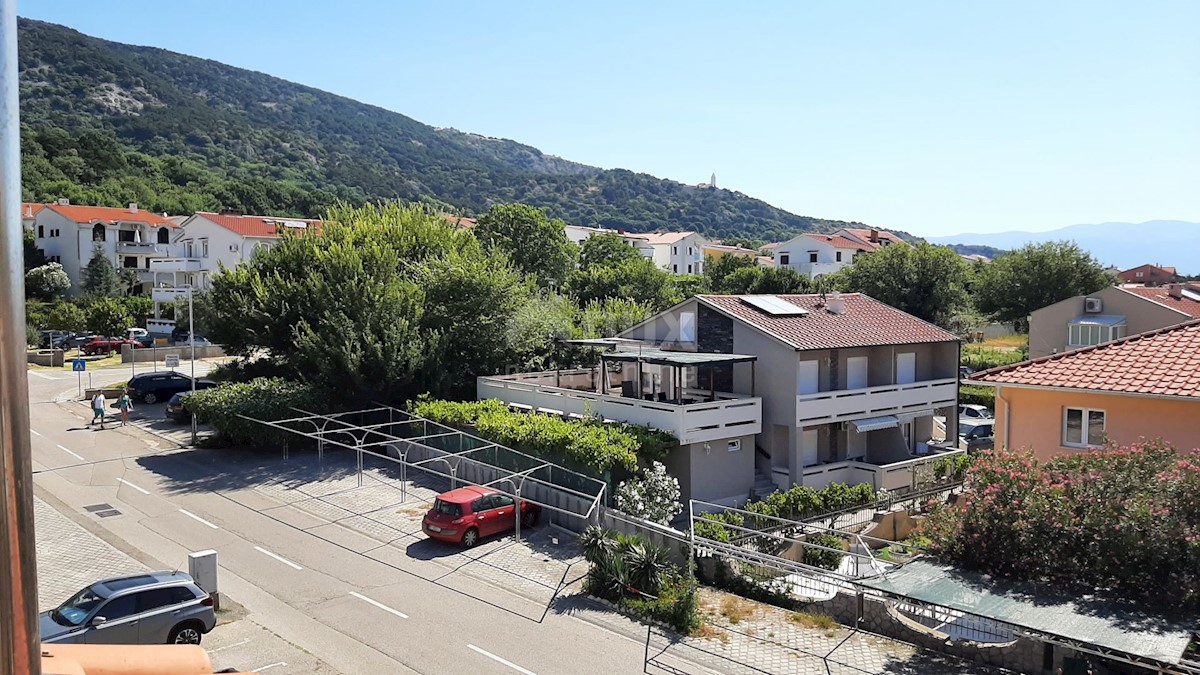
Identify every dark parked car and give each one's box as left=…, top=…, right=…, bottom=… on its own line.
left=126, top=372, right=216, bottom=405
left=165, top=392, right=191, bottom=422
left=40, top=571, right=216, bottom=645
left=39, top=330, right=75, bottom=349
left=959, top=418, right=995, bottom=452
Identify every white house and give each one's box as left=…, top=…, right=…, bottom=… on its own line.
left=173, top=212, right=323, bottom=289
left=774, top=233, right=876, bottom=278
left=836, top=227, right=908, bottom=248
left=26, top=200, right=188, bottom=295
left=563, top=224, right=653, bottom=258
left=638, top=231, right=710, bottom=276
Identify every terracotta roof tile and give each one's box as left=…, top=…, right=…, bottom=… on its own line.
left=1120, top=286, right=1200, bottom=318
left=839, top=227, right=907, bottom=246
left=698, top=293, right=959, bottom=350
left=46, top=204, right=175, bottom=227
left=803, top=233, right=878, bottom=251
left=638, top=231, right=696, bottom=245
left=194, top=212, right=323, bottom=238
left=972, top=319, right=1200, bottom=398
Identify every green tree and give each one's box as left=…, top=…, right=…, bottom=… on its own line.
left=704, top=254, right=756, bottom=293
left=567, top=257, right=679, bottom=311
left=577, top=297, right=653, bottom=338
left=80, top=247, right=122, bottom=297
left=44, top=302, right=86, bottom=332
left=474, top=203, right=577, bottom=287
left=84, top=297, right=133, bottom=337
left=23, top=227, right=47, bottom=272
left=835, top=243, right=970, bottom=328
left=720, top=266, right=813, bottom=295
left=579, top=233, right=642, bottom=269
left=973, top=241, right=1113, bottom=328
left=25, top=262, right=70, bottom=301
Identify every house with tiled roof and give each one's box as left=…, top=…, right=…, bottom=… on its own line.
left=971, top=319, right=1200, bottom=460
left=773, top=232, right=877, bottom=278
left=636, top=231, right=710, bottom=275
left=174, top=212, right=323, bottom=289
left=26, top=200, right=186, bottom=295
left=836, top=227, right=909, bottom=249
left=477, top=292, right=963, bottom=504
left=1028, top=283, right=1200, bottom=358
left=1117, top=263, right=1179, bottom=286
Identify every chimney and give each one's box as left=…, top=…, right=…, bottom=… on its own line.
left=24, top=204, right=32, bottom=217
left=827, top=292, right=845, bottom=315
left=869, top=229, right=879, bottom=241
left=129, top=202, right=138, bottom=213
left=57, top=198, right=69, bottom=206
left=1168, top=283, right=1184, bottom=300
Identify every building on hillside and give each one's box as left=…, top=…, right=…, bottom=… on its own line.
left=755, top=256, right=774, bottom=268
left=174, top=212, right=323, bottom=290
left=836, top=227, right=908, bottom=248
left=440, top=214, right=476, bottom=229
left=773, top=233, right=876, bottom=278
left=1117, top=263, right=1178, bottom=286
left=25, top=200, right=188, bottom=295
left=638, top=231, right=710, bottom=275
left=563, top=224, right=653, bottom=258
left=1027, top=283, right=1200, bottom=358
left=971, top=319, right=1200, bottom=460
left=701, top=242, right=761, bottom=263
left=477, top=293, right=962, bottom=504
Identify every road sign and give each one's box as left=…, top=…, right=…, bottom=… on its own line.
left=165, top=354, right=180, bottom=369
left=72, top=359, right=86, bottom=372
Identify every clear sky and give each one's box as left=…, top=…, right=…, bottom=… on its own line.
left=18, top=1, right=1200, bottom=237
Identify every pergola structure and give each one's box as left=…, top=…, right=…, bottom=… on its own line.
left=241, top=405, right=608, bottom=541
left=562, top=338, right=758, bottom=404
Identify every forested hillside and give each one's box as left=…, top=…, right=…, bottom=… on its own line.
left=17, top=18, right=861, bottom=242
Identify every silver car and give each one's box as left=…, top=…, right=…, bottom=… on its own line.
left=40, top=571, right=216, bottom=645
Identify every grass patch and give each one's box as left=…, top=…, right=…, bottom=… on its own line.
left=977, top=334, right=1028, bottom=350
left=691, top=622, right=729, bottom=643
left=719, top=596, right=755, bottom=624
left=788, top=611, right=840, bottom=631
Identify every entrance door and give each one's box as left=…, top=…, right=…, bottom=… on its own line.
left=896, top=353, right=915, bottom=385
left=799, top=428, right=819, bottom=467
left=797, top=360, right=819, bottom=395
left=847, top=356, right=868, bottom=390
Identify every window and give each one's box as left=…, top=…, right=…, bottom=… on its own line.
left=92, top=223, right=106, bottom=242
left=471, top=497, right=492, bottom=513
left=779, top=254, right=789, bottom=265
left=157, top=228, right=169, bottom=244
left=433, top=499, right=462, bottom=517
left=687, top=246, right=693, bottom=255
left=200, top=239, right=209, bottom=258
left=492, top=494, right=515, bottom=508
left=185, top=241, right=194, bottom=258
left=135, top=588, right=177, bottom=613
left=1136, top=271, right=1144, bottom=278
left=123, top=256, right=138, bottom=268
left=727, top=439, right=741, bottom=452
left=49, top=255, right=60, bottom=263
left=835, top=251, right=843, bottom=262
left=672, top=246, right=677, bottom=255
left=1068, top=322, right=1125, bottom=347
left=673, top=264, right=678, bottom=273
left=37, top=225, right=43, bottom=238
left=49, top=228, right=59, bottom=237
left=687, top=263, right=692, bottom=274
left=97, top=595, right=138, bottom=621
left=808, top=251, right=818, bottom=263
left=1064, top=407, right=1105, bottom=447
left=118, top=230, right=135, bottom=243
left=169, top=587, right=197, bottom=604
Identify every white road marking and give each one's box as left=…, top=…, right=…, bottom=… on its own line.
left=178, top=509, right=219, bottom=529
left=254, top=546, right=302, bottom=570
left=349, top=591, right=408, bottom=619
left=57, top=444, right=84, bottom=461
left=116, top=478, right=150, bottom=495
left=467, top=645, right=537, bottom=675
left=251, top=663, right=287, bottom=673
left=29, top=370, right=56, bottom=380
left=30, top=429, right=41, bottom=437
left=205, top=638, right=251, bottom=654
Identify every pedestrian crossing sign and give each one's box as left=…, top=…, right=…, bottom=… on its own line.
left=72, top=359, right=86, bottom=372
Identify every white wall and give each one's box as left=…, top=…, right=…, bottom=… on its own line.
left=175, top=215, right=279, bottom=289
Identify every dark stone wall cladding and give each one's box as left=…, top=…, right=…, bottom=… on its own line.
left=697, top=305, right=733, bottom=354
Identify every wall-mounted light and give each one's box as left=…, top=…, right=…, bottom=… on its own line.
left=704, top=442, right=711, bottom=455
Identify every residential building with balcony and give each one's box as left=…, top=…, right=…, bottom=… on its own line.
left=25, top=200, right=189, bottom=295
left=174, top=212, right=323, bottom=289
left=1027, top=284, right=1200, bottom=358
left=639, top=231, right=710, bottom=276
left=773, top=233, right=876, bottom=279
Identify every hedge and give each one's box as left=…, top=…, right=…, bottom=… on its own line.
left=959, top=384, right=995, bottom=409
left=184, top=377, right=323, bottom=446
left=961, top=345, right=1026, bottom=372
left=694, top=482, right=877, bottom=542
left=410, top=398, right=675, bottom=474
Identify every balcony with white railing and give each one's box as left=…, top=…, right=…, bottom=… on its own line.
left=796, top=378, right=957, bottom=427
left=800, top=446, right=965, bottom=492
left=477, top=368, right=762, bottom=446
left=116, top=242, right=173, bottom=256
left=149, top=257, right=203, bottom=273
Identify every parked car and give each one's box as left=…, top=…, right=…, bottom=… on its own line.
left=164, top=392, right=192, bottom=422
left=81, top=336, right=139, bottom=356
left=959, top=418, right=995, bottom=452
left=67, top=333, right=101, bottom=349
left=958, top=404, right=993, bottom=419
left=959, top=365, right=975, bottom=379
left=39, top=330, right=75, bottom=349
left=422, top=485, right=540, bottom=548
left=125, top=327, right=149, bottom=341
left=126, top=372, right=216, bottom=405
left=39, top=571, right=215, bottom=645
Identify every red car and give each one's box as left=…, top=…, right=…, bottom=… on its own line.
left=422, top=486, right=540, bottom=547
left=80, top=336, right=139, bottom=356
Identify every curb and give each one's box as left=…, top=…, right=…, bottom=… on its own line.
left=584, top=593, right=680, bottom=634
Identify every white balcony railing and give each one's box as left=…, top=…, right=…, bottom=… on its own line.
left=796, top=378, right=957, bottom=427
left=151, top=287, right=192, bottom=303
left=477, top=372, right=762, bottom=446
left=116, top=242, right=173, bottom=256
left=149, top=257, right=203, bottom=272
left=797, top=261, right=846, bottom=278
left=800, top=448, right=966, bottom=491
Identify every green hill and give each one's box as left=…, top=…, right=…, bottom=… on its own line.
left=17, top=18, right=865, bottom=242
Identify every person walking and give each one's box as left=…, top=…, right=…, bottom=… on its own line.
left=91, top=391, right=107, bottom=430
left=118, top=388, right=133, bottom=427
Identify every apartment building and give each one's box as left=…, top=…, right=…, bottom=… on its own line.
left=173, top=212, right=323, bottom=290
left=1028, top=284, right=1200, bottom=358
left=774, top=233, right=875, bottom=278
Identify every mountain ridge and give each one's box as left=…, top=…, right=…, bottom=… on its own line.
left=16, top=17, right=872, bottom=243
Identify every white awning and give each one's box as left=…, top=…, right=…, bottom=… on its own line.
left=851, top=415, right=899, bottom=433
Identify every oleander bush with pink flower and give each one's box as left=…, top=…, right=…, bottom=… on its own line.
left=920, top=440, right=1200, bottom=606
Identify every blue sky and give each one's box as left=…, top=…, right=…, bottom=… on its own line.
left=20, top=1, right=1199, bottom=237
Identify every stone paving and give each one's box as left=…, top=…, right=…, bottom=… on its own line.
left=33, top=496, right=147, bottom=610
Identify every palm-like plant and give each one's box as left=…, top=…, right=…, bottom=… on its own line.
left=580, top=525, right=619, bottom=565
left=623, top=539, right=672, bottom=597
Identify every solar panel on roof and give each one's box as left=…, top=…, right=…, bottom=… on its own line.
left=740, top=295, right=809, bottom=317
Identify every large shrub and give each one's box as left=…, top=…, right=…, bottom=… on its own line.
left=921, top=441, right=1200, bottom=607
left=184, top=377, right=323, bottom=446
left=581, top=526, right=699, bottom=633
left=616, top=461, right=682, bottom=525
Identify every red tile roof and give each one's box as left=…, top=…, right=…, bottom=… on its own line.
left=194, top=212, right=323, bottom=238
left=45, top=204, right=175, bottom=227
left=22, top=203, right=44, bottom=217
left=440, top=214, right=476, bottom=229
left=971, top=319, right=1200, bottom=398
left=838, top=227, right=907, bottom=246
left=1120, top=286, right=1200, bottom=318
left=698, top=293, right=959, bottom=350
left=639, top=231, right=697, bottom=245
left=804, top=233, right=878, bottom=251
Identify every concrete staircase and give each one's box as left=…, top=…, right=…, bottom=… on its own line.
left=750, top=471, right=777, bottom=500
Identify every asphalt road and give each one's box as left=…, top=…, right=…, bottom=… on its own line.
left=25, top=366, right=713, bottom=675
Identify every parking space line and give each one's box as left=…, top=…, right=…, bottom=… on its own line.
left=467, top=644, right=537, bottom=675
left=205, top=638, right=251, bottom=654
left=116, top=478, right=151, bottom=495
left=178, top=509, right=219, bottom=529
left=57, top=444, right=84, bottom=461
left=254, top=546, right=302, bottom=570
left=251, top=663, right=287, bottom=673
left=349, top=591, right=408, bottom=619
left=30, top=429, right=42, bottom=437
left=29, top=370, right=56, bottom=380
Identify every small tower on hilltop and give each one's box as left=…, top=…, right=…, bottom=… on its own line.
left=709, top=173, right=717, bottom=189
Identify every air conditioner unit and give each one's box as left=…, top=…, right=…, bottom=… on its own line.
left=1084, top=297, right=1103, bottom=313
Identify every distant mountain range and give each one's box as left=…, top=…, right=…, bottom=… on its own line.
left=927, top=221, right=1200, bottom=275
left=16, top=18, right=867, bottom=243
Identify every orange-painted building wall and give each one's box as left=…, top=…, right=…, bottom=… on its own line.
left=994, top=386, right=1200, bottom=460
